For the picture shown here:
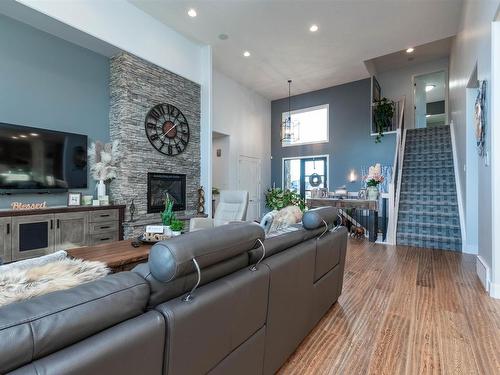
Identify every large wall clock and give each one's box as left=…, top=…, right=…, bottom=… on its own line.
left=144, top=103, right=190, bottom=156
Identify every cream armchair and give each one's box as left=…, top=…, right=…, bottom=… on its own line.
left=190, top=190, right=249, bottom=232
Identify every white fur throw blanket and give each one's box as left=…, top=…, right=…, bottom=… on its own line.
left=0, top=258, right=109, bottom=307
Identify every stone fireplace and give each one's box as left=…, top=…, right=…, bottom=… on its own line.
left=108, top=52, right=201, bottom=238
left=147, top=172, right=186, bottom=213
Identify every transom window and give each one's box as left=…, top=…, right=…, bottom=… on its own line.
left=281, top=104, right=329, bottom=147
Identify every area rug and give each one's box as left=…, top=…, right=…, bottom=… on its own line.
left=0, top=258, right=110, bottom=307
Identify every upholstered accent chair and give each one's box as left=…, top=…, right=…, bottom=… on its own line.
left=190, top=190, right=249, bottom=231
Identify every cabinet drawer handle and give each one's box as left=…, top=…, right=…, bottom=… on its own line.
left=100, top=237, right=111, bottom=241
left=100, top=214, right=110, bottom=218
left=6, top=223, right=10, bottom=235
left=100, top=226, right=110, bottom=229
left=50, top=220, right=53, bottom=230
left=57, top=219, right=60, bottom=229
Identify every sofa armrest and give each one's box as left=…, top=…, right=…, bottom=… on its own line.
left=189, top=217, right=214, bottom=232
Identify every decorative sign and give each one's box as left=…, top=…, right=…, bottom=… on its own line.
left=11, top=201, right=48, bottom=210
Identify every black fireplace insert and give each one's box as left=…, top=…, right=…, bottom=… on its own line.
left=147, top=172, right=186, bottom=213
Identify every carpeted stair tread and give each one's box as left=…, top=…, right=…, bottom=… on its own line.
left=396, top=235, right=461, bottom=251
left=398, top=221, right=460, bottom=229
left=399, top=199, right=457, bottom=206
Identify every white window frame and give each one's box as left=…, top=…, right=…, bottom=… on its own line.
left=281, top=154, right=330, bottom=192
left=281, top=104, right=329, bottom=147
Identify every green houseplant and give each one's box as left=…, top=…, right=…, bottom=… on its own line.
left=373, top=97, right=394, bottom=143
left=265, top=187, right=306, bottom=212
left=170, top=219, right=184, bottom=235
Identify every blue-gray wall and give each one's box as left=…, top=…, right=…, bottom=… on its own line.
left=271, top=78, right=395, bottom=191
left=0, top=14, right=110, bottom=209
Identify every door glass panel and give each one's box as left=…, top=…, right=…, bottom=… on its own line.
left=304, top=159, right=326, bottom=198
left=19, top=222, right=48, bottom=251
left=283, top=159, right=302, bottom=196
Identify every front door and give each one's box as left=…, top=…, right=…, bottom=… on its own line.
left=238, top=156, right=262, bottom=221
left=283, top=156, right=328, bottom=199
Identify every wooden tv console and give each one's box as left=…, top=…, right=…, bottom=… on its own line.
left=0, top=205, right=125, bottom=263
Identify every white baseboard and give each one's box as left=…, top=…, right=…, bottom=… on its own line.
left=490, top=282, right=500, bottom=299
left=476, top=255, right=490, bottom=292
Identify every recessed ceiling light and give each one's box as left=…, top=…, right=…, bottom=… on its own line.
left=19, top=134, right=27, bottom=138
left=187, top=8, right=197, bottom=17
left=406, top=47, right=414, bottom=53
left=425, top=84, right=436, bottom=92
left=11, top=136, right=18, bottom=139
left=309, top=24, right=319, bottom=32
left=243, top=51, right=251, bottom=57
left=30, top=133, right=39, bottom=136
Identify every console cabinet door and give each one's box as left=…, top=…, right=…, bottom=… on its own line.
left=0, top=217, right=12, bottom=263
left=11, top=214, right=55, bottom=261
left=55, top=212, right=88, bottom=250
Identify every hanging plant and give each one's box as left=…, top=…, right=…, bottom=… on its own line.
left=373, top=97, right=394, bottom=143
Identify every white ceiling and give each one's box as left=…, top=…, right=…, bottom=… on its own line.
left=365, top=37, right=453, bottom=75
left=130, top=0, right=462, bottom=100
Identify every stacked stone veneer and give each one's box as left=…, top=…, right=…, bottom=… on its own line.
left=109, top=52, right=201, bottom=238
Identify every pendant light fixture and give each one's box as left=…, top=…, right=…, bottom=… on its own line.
left=281, top=79, right=299, bottom=144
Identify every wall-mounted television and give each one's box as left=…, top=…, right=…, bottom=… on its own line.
left=0, top=123, right=87, bottom=193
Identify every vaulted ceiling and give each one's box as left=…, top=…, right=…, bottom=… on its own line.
left=130, top=0, right=463, bottom=100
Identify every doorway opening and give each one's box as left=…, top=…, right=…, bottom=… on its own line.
left=212, top=131, right=230, bottom=216
left=413, top=70, right=448, bottom=128
left=282, top=155, right=328, bottom=199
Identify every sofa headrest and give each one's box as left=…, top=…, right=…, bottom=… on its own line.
left=148, top=222, right=265, bottom=282
left=302, top=207, right=338, bottom=230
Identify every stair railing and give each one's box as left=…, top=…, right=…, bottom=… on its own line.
left=386, top=96, right=406, bottom=244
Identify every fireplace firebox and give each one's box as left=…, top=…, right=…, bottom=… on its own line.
left=147, top=173, right=186, bottom=213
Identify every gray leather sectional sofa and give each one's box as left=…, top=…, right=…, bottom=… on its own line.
left=0, top=207, right=347, bottom=375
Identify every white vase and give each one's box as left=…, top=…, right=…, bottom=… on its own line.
left=172, top=230, right=181, bottom=237
left=367, top=186, right=379, bottom=200
left=163, top=226, right=172, bottom=236
left=96, top=180, right=106, bottom=198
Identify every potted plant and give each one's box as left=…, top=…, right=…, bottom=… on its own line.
left=364, top=163, right=384, bottom=200
left=265, top=187, right=306, bottom=212
left=373, top=97, right=394, bottom=143
left=170, top=219, right=185, bottom=236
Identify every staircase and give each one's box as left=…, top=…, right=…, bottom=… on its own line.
left=396, top=125, right=462, bottom=251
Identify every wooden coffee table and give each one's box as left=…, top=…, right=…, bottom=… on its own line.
left=67, top=240, right=153, bottom=272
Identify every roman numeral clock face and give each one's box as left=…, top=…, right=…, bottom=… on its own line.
left=145, top=103, right=190, bottom=156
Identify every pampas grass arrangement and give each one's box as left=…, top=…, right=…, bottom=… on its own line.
left=88, top=140, right=120, bottom=182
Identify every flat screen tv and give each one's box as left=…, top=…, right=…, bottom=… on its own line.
left=0, top=123, right=87, bottom=193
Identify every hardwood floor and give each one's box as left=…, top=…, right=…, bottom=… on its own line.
left=279, top=239, right=500, bottom=375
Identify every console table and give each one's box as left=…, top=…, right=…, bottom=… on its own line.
left=307, top=198, right=379, bottom=242
left=0, top=205, right=125, bottom=263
